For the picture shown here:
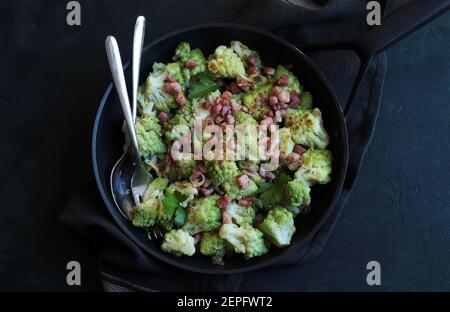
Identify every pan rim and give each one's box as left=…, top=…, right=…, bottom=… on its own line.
left=92, top=22, right=349, bottom=274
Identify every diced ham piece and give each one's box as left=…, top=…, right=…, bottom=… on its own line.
left=217, top=195, right=231, bottom=209
left=294, top=145, right=306, bottom=155
left=158, top=111, right=169, bottom=123
left=230, top=99, right=241, bottom=111
left=225, top=114, right=235, bottom=125
left=237, top=199, right=252, bottom=207
left=287, top=152, right=302, bottom=171
left=269, top=96, right=278, bottom=106
left=248, top=66, right=258, bottom=74
left=211, top=103, right=222, bottom=116
left=201, top=101, right=210, bottom=109
left=263, top=67, right=275, bottom=76
left=246, top=56, right=258, bottom=66
left=184, top=59, right=198, bottom=68
left=222, top=91, right=232, bottom=100
left=237, top=175, right=250, bottom=189
left=164, top=75, right=176, bottom=83
left=277, top=74, right=290, bottom=86
left=193, top=234, right=202, bottom=245
left=259, top=168, right=276, bottom=181
left=175, top=92, right=187, bottom=106
left=277, top=90, right=290, bottom=103
left=228, top=82, right=242, bottom=94
left=165, top=82, right=181, bottom=94
left=289, top=91, right=300, bottom=108
left=220, top=105, right=229, bottom=116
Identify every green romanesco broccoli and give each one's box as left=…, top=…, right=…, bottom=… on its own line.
left=223, top=178, right=258, bottom=200
left=164, top=100, right=194, bottom=141
left=207, top=46, right=245, bottom=78
left=299, top=91, right=313, bottom=110
left=272, top=65, right=302, bottom=94
left=283, top=179, right=311, bottom=212
left=259, top=206, right=295, bottom=247
left=139, top=62, right=185, bottom=114
left=230, top=40, right=262, bottom=69
left=135, top=115, right=167, bottom=158
left=226, top=202, right=256, bottom=226
left=200, top=232, right=228, bottom=257
left=219, top=224, right=268, bottom=259
left=166, top=181, right=198, bottom=208
left=173, top=42, right=207, bottom=82
left=284, top=108, right=330, bottom=149
left=132, top=177, right=169, bottom=228
left=295, top=149, right=333, bottom=186
left=241, top=81, right=271, bottom=120
left=167, top=159, right=197, bottom=181
left=275, top=127, right=295, bottom=157
left=182, top=195, right=222, bottom=235
left=161, top=229, right=196, bottom=256
left=206, top=161, right=239, bottom=188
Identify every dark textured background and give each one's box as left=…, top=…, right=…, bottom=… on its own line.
left=0, top=0, right=448, bottom=291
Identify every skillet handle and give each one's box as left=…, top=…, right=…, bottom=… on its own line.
left=343, top=0, right=449, bottom=116
left=301, top=0, right=449, bottom=117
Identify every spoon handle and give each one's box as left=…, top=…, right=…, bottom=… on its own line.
left=132, top=16, right=146, bottom=123
left=105, top=35, right=142, bottom=165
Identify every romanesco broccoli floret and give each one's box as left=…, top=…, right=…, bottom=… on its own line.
left=132, top=199, right=160, bottom=228
left=135, top=115, right=167, bottom=158
left=200, top=232, right=228, bottom=257
left=294, top=149, right=333, bottom=186
left=207, top=46, right=245, bottom=78
left=164, top=100, right=194, bottom=141
left=173, top=42, right=207, bottom=82
left=283, top=179, right=311, bottom=212
left=191, top=90, right=221, bottom=121
left=230, top=40, right=262, bottom=69
left=299, top=91, right=313, bottom=110
left=161, top=229, right=196, bottom=256
left=219, top=224, right=268, bottom=259
left=273, top=65, right=302, bottom=94
left=166, top=181, right=198, bottom=208
left=284, top=108, right=330, bottom=149
left=241, top=81, right=271, bottom=119
left=132, top=177, right=169, bottom=227
left=226, top=202, right=256, bottom=226
left=259, top=206, right=295, bottom=247
left=139, top=62, right=184, bottom=114
left=274, top=127, right=295, bottom=156
left=206, top=161, right=239, bottom=188
left=234, top=111, right=258, bottom=126
left=167, top=159, right=197, bottom=181
left=182, top=195, right=222, bottom=235
left=223, top=178, right=258, bottom=200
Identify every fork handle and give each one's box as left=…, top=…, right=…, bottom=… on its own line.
left=105, top=36, right=142, bottom=165
left=132, top=16, right=146, bottom=122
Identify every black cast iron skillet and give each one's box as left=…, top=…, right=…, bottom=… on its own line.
left=93, top=1, right=449, bottom=274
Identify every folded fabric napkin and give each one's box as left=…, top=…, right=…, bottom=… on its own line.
left=61, top=0, right=387, bottom=291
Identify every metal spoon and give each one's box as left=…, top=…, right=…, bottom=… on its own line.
left=109, top=17, right=146, bottom=221
left=106, top=29, right=151, bottom=219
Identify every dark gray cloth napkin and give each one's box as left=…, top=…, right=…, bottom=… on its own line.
left=60, top=0, right=387, bottom=291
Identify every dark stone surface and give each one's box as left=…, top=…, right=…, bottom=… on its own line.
left=0, top=0, right=448, bottom=291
